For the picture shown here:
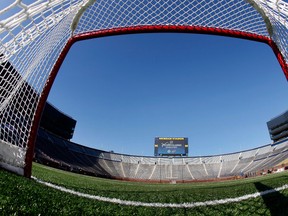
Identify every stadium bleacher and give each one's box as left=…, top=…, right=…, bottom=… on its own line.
left=34, top=100, right=288, bottom=184
left=34, top=129, right=288, bottom=182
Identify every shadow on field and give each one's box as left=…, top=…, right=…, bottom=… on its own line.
left=254, top=182, right=288, bottom=216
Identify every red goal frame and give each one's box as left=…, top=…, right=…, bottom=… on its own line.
left=24, top=25, right=288, bottom=177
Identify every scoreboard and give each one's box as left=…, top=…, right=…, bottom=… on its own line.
left=154, top=137, right=188, bottom=156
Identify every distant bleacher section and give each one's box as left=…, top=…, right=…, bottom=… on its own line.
left=0, top=58, right=76, bottom=144
left=34, top=128, right=288, bottom=182
left=267, top=110, right=288, bottom=142
left=40, top=103, right=76, bottom=140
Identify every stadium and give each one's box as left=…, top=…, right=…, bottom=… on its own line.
left=1, top=0, right=288, bottom=215
left=34, top=123, right=288, bottom=183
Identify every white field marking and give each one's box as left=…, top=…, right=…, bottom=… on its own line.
left=31, top=176, right=288, bottom=208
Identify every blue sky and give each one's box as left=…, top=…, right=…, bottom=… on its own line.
left=47, top=33, right=288, bottom=157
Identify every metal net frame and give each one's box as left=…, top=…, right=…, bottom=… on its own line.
left=0, top=0, right=287, bottom=177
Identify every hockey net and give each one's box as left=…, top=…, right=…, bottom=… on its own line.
left=0, top=0, right=288, bottom=177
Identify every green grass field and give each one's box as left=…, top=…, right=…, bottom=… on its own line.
left=1, top=163, right=288, bottom=215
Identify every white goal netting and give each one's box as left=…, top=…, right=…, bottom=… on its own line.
left=0, top=0, right=288, bottom=176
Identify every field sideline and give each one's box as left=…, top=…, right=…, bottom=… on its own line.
left=1, top=163, right=288, bottom=215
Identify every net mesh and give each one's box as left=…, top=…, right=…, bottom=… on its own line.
left=0, top=0, right=287, bottom=175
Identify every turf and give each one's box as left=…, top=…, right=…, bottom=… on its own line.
left=1, top=163, right=288, bottom=215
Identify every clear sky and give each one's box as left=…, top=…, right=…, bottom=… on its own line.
left=47, top=33, right=288, bottom=157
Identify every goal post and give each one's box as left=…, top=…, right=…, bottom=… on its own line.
left=0, top=0, right=288, bottom=178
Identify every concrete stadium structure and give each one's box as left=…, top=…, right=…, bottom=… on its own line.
left=35, top=128, right=288, bottom=183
